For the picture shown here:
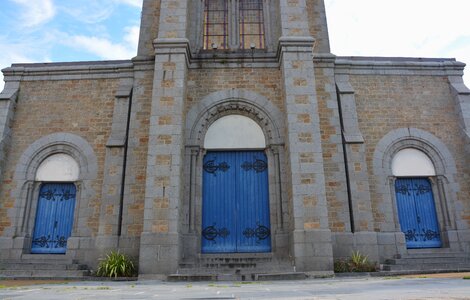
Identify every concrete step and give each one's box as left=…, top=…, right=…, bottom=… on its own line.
left=381, top=250, right=470, bottom=273
left=0, top=262, right=87, bottom=270
left=19, top=254, right=76, bottom=264
left=173, top=256, right=296, bottom=281
left=396, top=252, right=467, bottom=259
left=382, top=263, right=470, bottom=272
left=0, top=269, right=90, bottom=278
left=385, top=257, right=466, bottom=265
left=177, top=261, right=294, bottom=273
left=0, top=254, right=90, bottom=280
left=176, top=266, right=294, bottom=275
left=167, top=272, right=306, bottom=282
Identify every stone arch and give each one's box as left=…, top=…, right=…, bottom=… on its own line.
left=11, top=133, right=98, bottom=243
left=14, top=133, right=97, bottom=182
left=373, top=128, right=456, bottom=179
left=372, top=128, right=459, bottom=249
left=185, top=89, right=285, bottom=147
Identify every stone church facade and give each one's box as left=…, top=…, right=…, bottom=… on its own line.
left=0, top=0, right=469, bottom=278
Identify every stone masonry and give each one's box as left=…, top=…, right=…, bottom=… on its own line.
left=0, top=0, right=469, bottom=279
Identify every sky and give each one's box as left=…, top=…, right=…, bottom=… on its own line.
left=0, top=0, right=469, bottom=91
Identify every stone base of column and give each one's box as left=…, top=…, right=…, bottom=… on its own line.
left=456, top=229, right=470, bottom=251
left=290, top=229, right=333, bottom=272
left=376, top=231, right=407, bottom=262
left=139, top=232, right=179, bottom=276
left=332, top=231, right=379, bottom=263
left=181, top=233, right=198, bottom=262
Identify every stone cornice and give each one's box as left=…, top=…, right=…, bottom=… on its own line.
left=333, top=56, right=465, bottom=76
left=2, top=60, right=134, bottom=82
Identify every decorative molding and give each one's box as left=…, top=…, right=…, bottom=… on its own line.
left=2, top=61, right=134, bottom=83
left=106, top=79, right=133, bottom=147
left=334, top=57, right=465, bottom=77
left=185, top=89, right=284, bottom=147
left=335, top=75, right=364, bottom=144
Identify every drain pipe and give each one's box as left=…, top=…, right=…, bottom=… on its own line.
left=335, top=86, right=355, bottom=233
left=117, top=88, right=133, bottom=237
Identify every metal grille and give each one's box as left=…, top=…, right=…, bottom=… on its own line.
left=239, top=0, right=265, bottom=49
left=203, top=0, right=229, bottom=50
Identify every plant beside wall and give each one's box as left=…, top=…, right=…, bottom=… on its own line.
left=96, top=251, right=137, bottom=278
left=334, top=251, right=377, bottom=273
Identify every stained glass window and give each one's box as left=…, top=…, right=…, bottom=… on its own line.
left=203, top=0, right=229, bottom=50
left=239, top=0, right=265, bottom=49
left=203, top=0, right=265, bottom=50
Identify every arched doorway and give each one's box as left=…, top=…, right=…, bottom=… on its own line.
left=392, top=148, right=442, bottom=249
left=31, top=154, right=79, bottom=254
left=201, top=115, right=271, bottom=253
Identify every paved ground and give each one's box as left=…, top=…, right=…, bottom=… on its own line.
left=0, top=274, right=469, bottom=300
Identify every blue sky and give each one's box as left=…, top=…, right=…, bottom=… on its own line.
left=1, top=0, right=469, bottom=91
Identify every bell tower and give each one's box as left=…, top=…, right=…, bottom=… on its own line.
left=137, top=0, right=336, bottom=277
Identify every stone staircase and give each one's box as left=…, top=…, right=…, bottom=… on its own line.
left=381, top=249, right=470, bottom=274
left=168, top=253, right=306, bottom=281
left=0, top=254, right=91, bottom=279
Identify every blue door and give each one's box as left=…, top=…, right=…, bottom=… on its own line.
left=202, top=151, right=271, bottom=253
left=395, top=178, right=442, bottom=248
left=31, top=183, right=77, bottom=254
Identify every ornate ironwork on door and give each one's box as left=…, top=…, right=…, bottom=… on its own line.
left=242, top=224, right=271, bottom=242
left=202, top=224, right=230, bottom=242
left=203, top=159, right=230, bottom=175
left=241, top=159, right=267, bottom=173
left=202, top=151, right=271, bottom=253
left=32, top=183, right=77, bottom=254
left=395, top=178, right=442, bottom=248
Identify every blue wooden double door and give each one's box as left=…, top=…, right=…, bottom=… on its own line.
left=395, top=178, right=442, bottom=249
left=32, top=183, right=77, bottom=254
left=202, top=151, right=271, bottom=253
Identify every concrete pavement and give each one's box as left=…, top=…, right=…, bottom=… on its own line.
left=0, top=274, right=469, bottom=299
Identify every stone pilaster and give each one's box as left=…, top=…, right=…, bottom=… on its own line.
left=448, top=75, right=470, bottom=153
left=334, top=74, right=378, bottom=262
left=139, top=0, right=189, bottom=277
left=96, top=79, right=133, bottom=250
left=0, top=79, right=19, bottom=181
left=279, top=0, right=332, bottom=272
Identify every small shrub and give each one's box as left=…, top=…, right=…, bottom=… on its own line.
left=96, top=251, right=137, bottom=278
left=334, top=251, right=377, bottom=273
left=333, top=258, right=350, bottom=273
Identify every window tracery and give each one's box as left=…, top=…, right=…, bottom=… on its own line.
left=203, top=0, right=265, bottom=50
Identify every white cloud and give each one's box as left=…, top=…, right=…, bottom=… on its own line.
left=124, top=26, right=140, bottom=47
left=59, top=0, right=141, bottom=24
left=10, top=0, right=56, bottom=28
left=0, top=33, right=56, bottom=91
left=115, top=0, right=142, bottom=8
left=60, top=1, right=116, bottom=24
left=65, top=34, right=137, bottom=60
left=325, top=0, right=470, bottom=85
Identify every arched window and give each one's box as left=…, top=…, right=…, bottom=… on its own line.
left=204, top=115, right=266, bottom=149
left=391, top=148, right=436, bottom=177
left=36, top=153, right=80, bottom=182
